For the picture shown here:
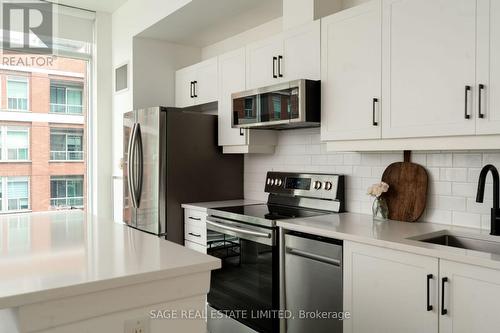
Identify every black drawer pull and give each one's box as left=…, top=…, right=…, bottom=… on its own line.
left=441, top=277, right=448, bottom=315
left=272, top=56, right=278, bottom=78
left=464, top=85, right=471, bottom=119
left=278, top=55, right=283, bottom=77
left=372, top=98, right=379, bottom=126
left=188, top=216, right=201, bottom=221
left=426, top=274, right=433, bottom=311
left=478, top=84, right=485, bottom=118
left=188, top=232, right=201, bottom=238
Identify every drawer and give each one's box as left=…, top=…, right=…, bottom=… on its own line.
left=185, top=240, right=207, bottom=254
left=185, top=220, right=207, bottom=245
left=184, top=209, right=207, bottom=225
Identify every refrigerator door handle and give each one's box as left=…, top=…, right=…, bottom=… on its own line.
left=134, top=123, right=144, bottom=208
left=128, top=123, right=138, bottom=208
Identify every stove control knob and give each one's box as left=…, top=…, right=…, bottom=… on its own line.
left=267, top=178, right=274, bottom=186
left=314, top=181, right=322, bottom=190
left=324, top=181, right=333, bottom=191
left=276, top=179, right=283, bottom=186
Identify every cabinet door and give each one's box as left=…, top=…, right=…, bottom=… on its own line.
left=175, top=66, right=195, bottom=108
left=344, top=241, right=438, bottom=333
left=195, top=57, right=218, bottom=105
left=381, top=0, right=477, bottom=138
left=246, top=35, right=283, bottom=89
left=218, top=48, right=247, bottom=146
left=476, top=0, right=500, bottom=134
left=321, top=1, right=382, bottom=141
left=281, top=20, right=321, bottom=81
left=440, top=259, right=500, bottom=333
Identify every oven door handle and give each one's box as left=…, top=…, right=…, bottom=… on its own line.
left=206, top=220, right=272, bottom=239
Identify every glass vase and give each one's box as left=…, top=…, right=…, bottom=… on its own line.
left=372, top=197, right=389, bottom=221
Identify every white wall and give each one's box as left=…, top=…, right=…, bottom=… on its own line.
left=133, top=38, right=201, bottom=109
left=244, top=128, right=499, bottom=230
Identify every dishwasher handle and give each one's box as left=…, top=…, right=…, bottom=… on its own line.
left=285, top=247, right=341, bottom=267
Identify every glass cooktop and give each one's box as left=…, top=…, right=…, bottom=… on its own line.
left=211, top=204, right=328, bottom=221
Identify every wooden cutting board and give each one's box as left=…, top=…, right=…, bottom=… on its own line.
left=381, top=151, right=428, bottom=222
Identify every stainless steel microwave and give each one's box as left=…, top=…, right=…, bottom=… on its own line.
left=231, top=79, right=320, bottom=130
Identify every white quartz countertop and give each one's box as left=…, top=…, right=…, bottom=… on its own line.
left=0, top=211, right=220, bottom=309
left=278, top=213, right=500, bottom=270
left=181, top=199, right=263, bottom=212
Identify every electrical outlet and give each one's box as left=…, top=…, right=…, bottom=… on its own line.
left=124, top=318, right=150, bottom=333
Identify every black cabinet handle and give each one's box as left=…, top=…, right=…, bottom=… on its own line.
left=272, top=56, right=278, bottom=78
left=188, top=216, right=201, bottom=221
left=478, top=84, right=485, bottom=118
left=464, top=85, right=471, bottom=119
left=372, top=98, right=379, bottom=126
left=193, top=81, right=198, bottom=97
left=426, top=274, right=433, bottom=311
left=278, top=55, right=283, bottom=77
left=441, top=277, right=448, bottom=315
left=188, top=232, right=201, bottom=238
left=240, top=128, right=244, bottom=136
left=190, top=81, right=194, bottom=98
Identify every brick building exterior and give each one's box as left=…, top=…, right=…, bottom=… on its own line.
left=0, top=56, right=87, bottom=213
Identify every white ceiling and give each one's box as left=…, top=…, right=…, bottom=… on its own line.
left=137, top=0, right=282, bottom=47
left=53, top=0, right=128, bottom=13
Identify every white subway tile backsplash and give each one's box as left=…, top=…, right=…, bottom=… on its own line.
left=244, top=128, right=500, bottom=230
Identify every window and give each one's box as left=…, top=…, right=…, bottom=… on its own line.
left=0, top=126, right=29, bottom=161
left=5, top=177, right=29, bottom=211
left=50, top=175, right=84, bottom=208
left=50, top=128, right=83, bottom=161
left=50, top=83, right=83, bottom=114
left=272, top=96, right=281, bottom=120
left=7, top=77, right=29, bottom=111
left=6, top=127, right=29, bottom=160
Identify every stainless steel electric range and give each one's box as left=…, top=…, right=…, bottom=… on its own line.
left=206, top=171, right=345, bottom=333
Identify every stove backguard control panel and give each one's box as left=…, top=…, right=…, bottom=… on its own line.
left=264, top=172, right=344, bottom=202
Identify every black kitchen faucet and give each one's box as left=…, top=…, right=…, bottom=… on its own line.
left=476, top=164, right=500, bottom=235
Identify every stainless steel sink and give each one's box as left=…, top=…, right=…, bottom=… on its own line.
left=410, top=231, right=500, bottom=255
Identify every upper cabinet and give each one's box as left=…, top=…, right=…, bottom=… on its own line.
left=476, top=0, right=500, bottom=135
left=246, top=20, right=320, bottom=90
left=321, top=1, right=382, bottom=141
left=381, top=0, right=476, bottom=138
left=175, top=57, right=218, bottom=108
left=321, top=0, right=500, bottom=150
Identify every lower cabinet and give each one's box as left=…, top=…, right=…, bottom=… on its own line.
left=183, top=208, right=207, bottom=254
left=440, top=259, right=500, bottom=333
left=343, top=241, right=438, bottom=333
left=344, top=241, right=500, bottom=333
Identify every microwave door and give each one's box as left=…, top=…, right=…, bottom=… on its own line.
left=123, top=111, right=137, bottom=227
left=135, top=107, right=162, bottom=235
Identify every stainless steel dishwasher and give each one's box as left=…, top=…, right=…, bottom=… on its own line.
left=281, top=231, right=343, bottom=333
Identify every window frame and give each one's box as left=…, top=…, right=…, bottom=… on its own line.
left=6, top=76, right=29, bottom=112
left=50, top=82, right=84, bottom=115
left=50, top=175, right=84, bottom=209
left=2, top=176, right=30, bottom=212
left=49, top=128, right=84, bottom=161
left=0, top=125, right=30, bottom=162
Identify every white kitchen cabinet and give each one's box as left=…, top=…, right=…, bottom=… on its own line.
left=175, top=66, right=195, bottom=108
left=381, top=0, right=477, bottom=138
left=183, top=208, right=207, bottom=253
left=440, top=259, right=500, bottom=333
left=344, top=241, right=439, bottom=333
left=175, top=57, right=218, bottom=108
left=218, top=48, right=278, bottom=153
left=321, top=1, right=382, bottom=141
left=246, top=20, right=320, bottom=90
left=476, top=0, right=500, bottom=134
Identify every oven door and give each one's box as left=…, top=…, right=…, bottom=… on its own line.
left=206, top=216, right=279, bottom=333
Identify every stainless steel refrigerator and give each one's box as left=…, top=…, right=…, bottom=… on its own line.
left=123, top=106, right=243, bottom=244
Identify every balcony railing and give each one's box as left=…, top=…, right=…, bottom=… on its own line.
left=50, top=197, right=84, bottom=208
left=50, top=103, right=83, bottom=115
left=50, top=151, right=84, bottom=161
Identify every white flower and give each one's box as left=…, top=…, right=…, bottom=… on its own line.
left=367, top=182, right=389, bottom=198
